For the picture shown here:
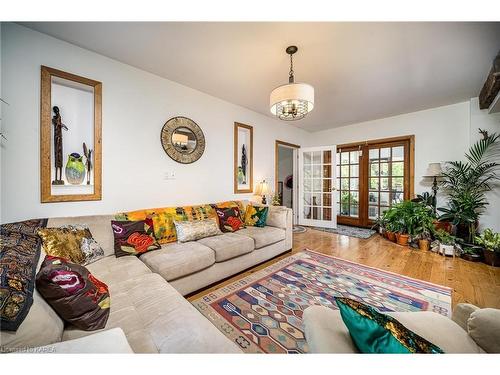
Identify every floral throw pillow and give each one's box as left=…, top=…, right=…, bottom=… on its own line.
left=111, top=220, right=161, bottom=257
left=244, top=205, right=269, bottom=227
left=215, top=206, right=245, bottom=232
left=36, top=255, right=110, bottom=331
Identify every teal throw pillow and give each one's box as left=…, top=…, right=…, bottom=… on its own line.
left=335, top=297, right=444, bottom=354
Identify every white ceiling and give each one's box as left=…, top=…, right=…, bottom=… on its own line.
left=21, top=22, right=500, bottom=132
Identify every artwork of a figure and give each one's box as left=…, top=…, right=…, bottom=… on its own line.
left=240, top=144, right=247, bottom=184
left=52, top=106, right=68, bottom=185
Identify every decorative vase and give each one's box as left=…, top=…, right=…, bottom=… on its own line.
left=65, top=153, right=86, bottom=185
left=397, top=233, right=410, bottom=246
left=418, top=239, right=430, bottom=251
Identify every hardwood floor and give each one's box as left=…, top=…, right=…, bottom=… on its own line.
left=188, top=228, right=500, bottom=309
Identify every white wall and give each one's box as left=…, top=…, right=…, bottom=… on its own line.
left=0, top=23, right=312, bottom=223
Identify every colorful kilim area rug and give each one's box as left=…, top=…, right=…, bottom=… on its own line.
left=191, top=250, right=452, bottom=353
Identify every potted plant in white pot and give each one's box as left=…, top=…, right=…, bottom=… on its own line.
left=435, top=229, right=456, bottom=256
left=475, top=228, right=500, bottom=267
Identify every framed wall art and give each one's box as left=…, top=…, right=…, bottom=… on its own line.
left=234, top=122, right=253, bottom=193
left=40, top=66, right=102, bottom=203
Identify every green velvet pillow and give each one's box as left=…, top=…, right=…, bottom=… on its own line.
left=335, top=297, right=444, bottom=354
left=243, top=205, right=269, bottom=227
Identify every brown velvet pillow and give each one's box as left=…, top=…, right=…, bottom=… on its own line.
left=35, top=255, right=110, bottom=331
left=111, top=219, right=161, bottom=257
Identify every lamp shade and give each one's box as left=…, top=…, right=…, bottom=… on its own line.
left=255, top=180, right=269, bottom=196
left=270, top=83, right=314, bottom=121
left=424, top=162, right=443, bottom=177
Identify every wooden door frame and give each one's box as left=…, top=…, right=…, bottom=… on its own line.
left=337, top=135, right=415, bottom=227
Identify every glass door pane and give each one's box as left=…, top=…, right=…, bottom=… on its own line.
left=336, top=149, right=360, bottom=219
left=367, top=143, right=407, bottom=220
left=299, top=146, right=337, bottom=228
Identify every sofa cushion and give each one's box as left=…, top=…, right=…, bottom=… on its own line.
left=47, top=215, right=116, bottom=257
left=139, top=242, right=215, bottom=281
left=266, top=206, right=289, bottom=229
left=467, top=308, right=500, bottom=353
left=85, top=254, right=151, bottom=285
left=197, top=233, right=254, bottom=262
left=34, top=328, right=133, bottom=353
left=303, top=306, right=483, bottom=353
left=235, top=226, right=286, bottom=249
left=62, top=273, right=240, bottom=353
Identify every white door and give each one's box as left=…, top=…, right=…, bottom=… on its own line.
left=299, top=146, right=337, bottom=228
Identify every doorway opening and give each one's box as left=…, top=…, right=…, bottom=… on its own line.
left=275, top=140, right=300, bottom=224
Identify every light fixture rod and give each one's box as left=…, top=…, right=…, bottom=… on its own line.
left=286, top=45, right=298, bottom=84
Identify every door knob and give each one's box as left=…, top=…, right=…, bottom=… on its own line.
left=331, top=187, right=337, bottom=191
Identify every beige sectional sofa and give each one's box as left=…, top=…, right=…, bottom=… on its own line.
left=1, top=203, right=293, bottom=353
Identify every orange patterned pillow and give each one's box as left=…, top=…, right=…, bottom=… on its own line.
left=116, top=204, right=216, bottom=244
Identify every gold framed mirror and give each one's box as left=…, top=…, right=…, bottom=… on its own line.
left=161, top=117, right=205, bottom=164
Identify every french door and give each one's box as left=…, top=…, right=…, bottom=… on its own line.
left=336, top=136, right=414, bottom=227
left=298, top=146, right=337, bottom=228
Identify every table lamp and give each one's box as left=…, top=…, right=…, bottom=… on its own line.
left=423, top=162, right=443, bottom=213
left=255, top=180, right=270, bottom=205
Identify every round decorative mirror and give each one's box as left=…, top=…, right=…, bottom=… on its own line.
left=161, top=117, right=205, bottom=164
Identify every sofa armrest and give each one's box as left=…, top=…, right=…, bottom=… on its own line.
left=29, top=328, right=133, bottom=353
left=266, top=206, right=293, bottom=249
left=452, top=303, right=479, bottom=331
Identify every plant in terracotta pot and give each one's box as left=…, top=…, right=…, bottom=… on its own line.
left=435, top=229, right=456, bottom=256
left=391, top=201, right=420, bottom=247
left=475, top=229, right=500, bottom=267
left=412, top=201, right=436, bottom=251
left=382, top=208, right=398, bottom=242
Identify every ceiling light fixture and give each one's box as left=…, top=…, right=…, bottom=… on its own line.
left=270, top=46, right=314, bottom=121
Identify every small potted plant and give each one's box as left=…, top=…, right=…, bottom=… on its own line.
left=459, top=243, right=483, bottom=262
left=413, top=203, right=435, bottom=251
left=385, top=221, right=397, bottom=242
left=435, top=229, right=456, bottom=256
left=475, top=229, right=500, bottom=267
left=372, top=215, right=387, bottom=236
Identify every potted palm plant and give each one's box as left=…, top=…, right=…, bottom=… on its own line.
left=475, top=229, right=500, bottom=267
left=439, top=131, right=500, bottom=243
